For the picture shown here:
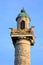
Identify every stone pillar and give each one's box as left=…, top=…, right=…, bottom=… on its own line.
left=15, top=39, right=31, bottom=65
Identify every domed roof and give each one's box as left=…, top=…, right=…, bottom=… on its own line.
left=16, top=9, right=31, bottom=21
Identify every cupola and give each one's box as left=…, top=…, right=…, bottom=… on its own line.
left=16, top=9, right=31, bottom=30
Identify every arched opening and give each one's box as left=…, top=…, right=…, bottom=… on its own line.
left=20, top=20, right=25, bottom=29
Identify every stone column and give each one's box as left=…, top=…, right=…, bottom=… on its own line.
left=15, top=39, right=31, bottom=65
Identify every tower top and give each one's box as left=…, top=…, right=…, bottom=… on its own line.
left=10, top=8, right=35, bottom=46
left=16, top=8, right=31, bottom=21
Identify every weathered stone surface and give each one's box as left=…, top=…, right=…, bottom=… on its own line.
left=15, top=40, right=30, bottom=65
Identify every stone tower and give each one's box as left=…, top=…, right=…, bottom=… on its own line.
left=10, top=9, right=35, bottom=65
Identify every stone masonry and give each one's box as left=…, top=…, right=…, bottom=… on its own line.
left=15, top=40, right=30, bottom=65
left=10, top=9, right=35, bottom=65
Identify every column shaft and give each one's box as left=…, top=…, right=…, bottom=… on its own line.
left=15, top=40, right=31, bottom=65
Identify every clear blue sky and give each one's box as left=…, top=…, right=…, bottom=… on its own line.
left=0, top=0, right=43, bottom=65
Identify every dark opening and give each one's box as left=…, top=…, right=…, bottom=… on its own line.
left=20, top=20, right=25, bottom=29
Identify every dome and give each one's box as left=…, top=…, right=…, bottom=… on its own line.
left=16, top=9, right=31, bottom=21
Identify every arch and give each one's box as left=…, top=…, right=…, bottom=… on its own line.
left=20, top=20, right=25, bottom=29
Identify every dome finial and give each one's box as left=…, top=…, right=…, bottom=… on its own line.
left=21, top=8, right=26, bottom=13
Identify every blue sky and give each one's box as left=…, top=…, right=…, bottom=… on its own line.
left=0, top=0, right=43, bottom=65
